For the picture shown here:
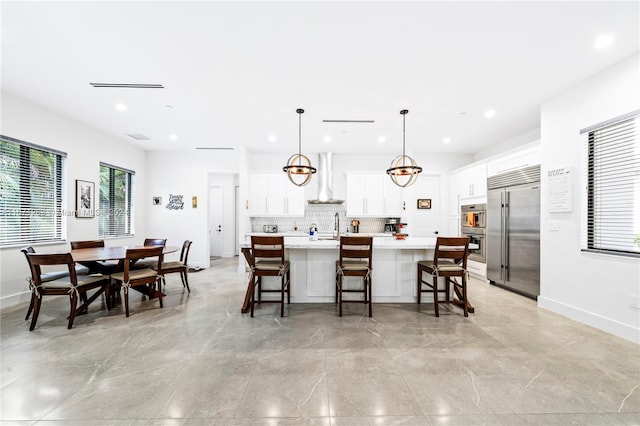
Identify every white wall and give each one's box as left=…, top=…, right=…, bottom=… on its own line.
left=538, top=54, right=640, bottom=343
left=0, top=92, right=147, bottom=308
left=145, top=150, right=239, bottom=267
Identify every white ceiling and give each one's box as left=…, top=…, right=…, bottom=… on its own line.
left=1, top=1, right=638, bottom=156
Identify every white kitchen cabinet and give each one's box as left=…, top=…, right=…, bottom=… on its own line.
left=346, top=174, right=383, bottom=216
left=249, top=173, right=304, bottom=217
left=346, top=173, right=402, bottom=217
left=383, top=177, right=404, bottom=217
left=459, top=164, right=487, bottom=199
left=448, top=163, right=487, bottom=215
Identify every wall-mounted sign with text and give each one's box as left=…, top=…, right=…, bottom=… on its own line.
left=547, top=167, right=573, bottom=213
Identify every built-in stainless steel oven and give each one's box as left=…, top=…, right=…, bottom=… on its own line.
left=462, top=227, right=486, bottom=263
left=461, top=203, right=486, bottom=263
left=461, top=203, right=486, bottom=228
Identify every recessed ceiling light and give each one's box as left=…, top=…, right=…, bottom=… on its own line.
left=115, top=103, right=127, bottom=112
left=378, top=136, right=386, bottom=144
left=268, top=134, right=277, bottom=142
left=323, top=135, right=332, bottom=143
left=594, top=34, right=614, bottom=49
left=442, top=137, right=451, bottom=144
left=169, top=134, right=178, bottom=141
left=484, top=109, right=496, bottom=118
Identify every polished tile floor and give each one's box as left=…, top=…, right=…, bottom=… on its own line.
left=1, top=257, right=639, bottom=425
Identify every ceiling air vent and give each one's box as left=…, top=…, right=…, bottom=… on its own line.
left=322, top=119, right=375, bottom=123
left=126, top=133, right=151, bottom=140
left=195, top=147, right=234, bottom=150
left=90, top=83, right=165, bottom=89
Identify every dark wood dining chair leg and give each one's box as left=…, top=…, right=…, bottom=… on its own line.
left=368, top=277, right=372, bottom=317
left=182, top=271, right=191, bottom=293
left=124, top=288, right=130, bottom=317
left=338, top=276, right=343, bottom=317
left=286, top=269, right=291, bottom=304
left=250, top=276, right=256, bottom=317
left=29, top=295, right=42, bottom=331
left=257, top=277, right=262, bottom=303
left=67, top=293, right=78, bottom=329
left=280, top=276, right=285, bottom=317
left=25, top=294, right=35, bottom=320
left=433, top=275, right=440, bottom=317
left=157, top=279, right=163, bottom=308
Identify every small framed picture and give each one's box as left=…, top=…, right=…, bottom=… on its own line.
left=153, top=196, right=162, bottom=206
left=76, top=180, right=95, bottom=218
left=192, top=196, right=198, bottom=208
left=417, top=198, right=432, bottom=209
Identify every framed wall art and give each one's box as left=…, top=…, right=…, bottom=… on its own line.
left=417, top=198, right=432, bottom=209
left=76, top=179, right=95, bottom=218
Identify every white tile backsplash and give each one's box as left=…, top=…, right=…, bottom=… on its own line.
left=250, top=204, right=387, bottom=234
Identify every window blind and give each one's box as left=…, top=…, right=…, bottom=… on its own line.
left=99, top=163, right=134, bottom=238
left=581, top=110, right=640, bottom=257
left=0, top=135, right=66, bottom=246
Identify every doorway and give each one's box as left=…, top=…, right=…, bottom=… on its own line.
left=209, top=185, right=223, bottom=260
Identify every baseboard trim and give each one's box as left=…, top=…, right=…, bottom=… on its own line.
left=0, top=291, right=31, bottom=311
left=538, top=296, right=640, bottom=344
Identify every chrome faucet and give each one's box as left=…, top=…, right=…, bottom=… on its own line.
left=334, top=212, right=340, bottom=240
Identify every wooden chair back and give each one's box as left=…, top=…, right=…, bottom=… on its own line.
left=123, top=246, right=163, bottom=283
left=70, top=240, right=105, bottom=249
left=144, top=238, right=167, bottom=247
left=433, top=237, right=470, bottom=272
left=26, top=253, right=78, bottom=286
left=251, top=236, right=285, bottom=264
left=338, top=236, right=373, bottom=269
left=180, top=240, right=193, bottom=264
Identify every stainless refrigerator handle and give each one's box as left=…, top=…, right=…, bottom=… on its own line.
left=502, top=191, right=507, bottom=282
left=505, top=191, right=510, bottom=282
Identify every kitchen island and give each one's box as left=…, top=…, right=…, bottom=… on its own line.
left=242, top=234, right=440, bottom=304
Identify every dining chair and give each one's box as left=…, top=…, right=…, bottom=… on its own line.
left=109, top=246, right=164, bottom=317
left=24, top=252, right=110, bottom=330
left=70, top=240, right=119, bottom=274
left=417, top=236, right=470, bottom=317
left=335, top=236, right=373, bottom=317
left=21, top=247, right=91, bottom=321
left=153, top=240, right=192, bottom=292
left=249, top=236, right=290, bottom=317
left=132, top=238, right=168, bottom=269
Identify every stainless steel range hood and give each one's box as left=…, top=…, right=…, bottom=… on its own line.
left=307, top=152, right=344, bottom=204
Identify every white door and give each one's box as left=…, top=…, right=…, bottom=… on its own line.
left=209, top=185, right=223, bottom=258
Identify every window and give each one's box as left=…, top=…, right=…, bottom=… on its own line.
left=99, top=162, right=134, bottom=238
left=582, top=110, right=640, bottom=257
left=0, top=135, right=66, bottom=246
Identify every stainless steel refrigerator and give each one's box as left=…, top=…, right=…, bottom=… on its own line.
left=486, top=165, right=540, bottom=299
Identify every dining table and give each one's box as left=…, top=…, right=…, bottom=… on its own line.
left=69, top=245, right=179, bottom=301
left=70, top=245, right=179, bottom=263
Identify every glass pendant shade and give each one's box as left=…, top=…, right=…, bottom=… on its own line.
left=283, top=109, right=316, bottom=186
left=386, top=109, right=422, bottom=187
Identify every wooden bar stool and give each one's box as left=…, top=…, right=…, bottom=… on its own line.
left=335, top=236, right=373, bottom=317
left=417, top=237, right=470, bottom=317
left=250, top=236, right=290, bottom=317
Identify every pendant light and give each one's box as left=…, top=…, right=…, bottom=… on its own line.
left=283, top=108, right=317, bottom=186
left=386, top=109, right=422, bottom=187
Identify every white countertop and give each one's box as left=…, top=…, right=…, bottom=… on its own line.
left=244, top=234, right=438, bottom=250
